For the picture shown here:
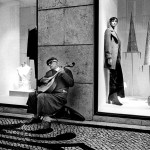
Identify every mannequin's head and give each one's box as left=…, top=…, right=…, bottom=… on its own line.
left=109, top=17, right=118, bottom=29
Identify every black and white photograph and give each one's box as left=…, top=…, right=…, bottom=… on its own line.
left=0, top=0, right=150, bottom=150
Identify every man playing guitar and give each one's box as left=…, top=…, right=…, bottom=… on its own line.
left=26, top=57, right=74, bottom=129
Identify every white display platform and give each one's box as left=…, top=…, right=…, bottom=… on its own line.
left=9, top=90, right=34, bottom=97
left=0, top=90, right=34, bottom=106
left=0, top=95, right=28, bottom=106
left=99, top=96, right=150, bottom=117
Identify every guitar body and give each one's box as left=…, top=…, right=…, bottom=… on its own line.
left=46, top=79, right=57, bottom=93
left=38, top=78, right=56, bottom=93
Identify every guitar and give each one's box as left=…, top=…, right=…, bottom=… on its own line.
left=38, top=62, right=75, bottom=93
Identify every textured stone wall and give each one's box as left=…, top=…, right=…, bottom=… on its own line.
left=38, top=0, right=94, bottom=120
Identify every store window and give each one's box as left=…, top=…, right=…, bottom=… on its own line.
left=96, top=0, right=150, bottom=117
left=0, top=0, right=37, bottom=106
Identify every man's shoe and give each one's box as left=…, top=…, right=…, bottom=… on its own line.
left=42, top=121, right=51, bottom=129
left=25, top=117, right=41, bottom=125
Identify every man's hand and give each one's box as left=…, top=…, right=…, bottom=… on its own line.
left=40, top=77, right=49, bottom=83
left=108, top=58, right=112, bottom=66
left=59, top=67, right=65, bottom=74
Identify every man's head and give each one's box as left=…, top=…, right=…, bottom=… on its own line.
left=46, top=57, right=58, bottom=70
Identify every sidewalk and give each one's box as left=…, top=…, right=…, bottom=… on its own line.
left=1, top=112, right=150, bottom=131
left=0, top=112, right=150, bottom=150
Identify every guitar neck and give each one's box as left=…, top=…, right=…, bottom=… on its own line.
left=44, top=63, right=75, bottom=81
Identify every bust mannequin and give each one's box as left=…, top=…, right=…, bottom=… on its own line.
left=17, top=62, right=32, bottom=91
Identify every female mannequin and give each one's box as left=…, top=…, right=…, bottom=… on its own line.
left=104, top=17, right=125, bottom=105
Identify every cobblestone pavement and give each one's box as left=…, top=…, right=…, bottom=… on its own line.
left=0, top=116, right=150, bottom=150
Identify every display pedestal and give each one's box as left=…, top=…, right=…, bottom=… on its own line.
left=0, top=90, right=35, bottom=106
left=9, top=90, right=34, bottom=97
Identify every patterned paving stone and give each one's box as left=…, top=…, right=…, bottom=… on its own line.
left=0, top=116, right=150, bottom=150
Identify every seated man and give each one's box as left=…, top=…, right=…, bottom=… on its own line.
left=26, top=57, right=74, bottom=128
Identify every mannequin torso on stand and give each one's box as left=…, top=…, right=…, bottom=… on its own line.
left=17, top=62, right=32, bottom=91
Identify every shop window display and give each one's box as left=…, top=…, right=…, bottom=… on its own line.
left=0, top=0, right=36, bottom=105
left=97, top=0, right=150, bottom=117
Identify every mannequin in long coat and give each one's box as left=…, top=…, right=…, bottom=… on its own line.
left=104, top=17, right=125, bottom=105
